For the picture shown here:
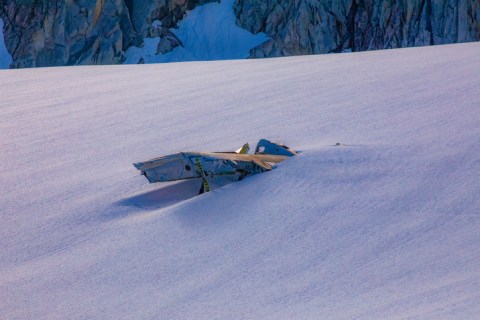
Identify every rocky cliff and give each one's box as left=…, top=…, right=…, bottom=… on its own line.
left=234, top=0, right=480, bottom=57
left=1, top=0, right=479, bottom=68
left=0, top=0, right=215, bottom=68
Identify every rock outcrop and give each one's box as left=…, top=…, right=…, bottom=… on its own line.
left=1, top=0, right=479, bottom=68
left=0, top=0, right=215, bottom=68
left=0, top=0, right=133, bottom=68
left=234, top=0, right=480, bottom=58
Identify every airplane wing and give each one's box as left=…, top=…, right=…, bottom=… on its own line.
left=133, top=152, right=289, bottom=184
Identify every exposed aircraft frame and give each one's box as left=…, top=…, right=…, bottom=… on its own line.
left=133, top=139, right=297, bottom=194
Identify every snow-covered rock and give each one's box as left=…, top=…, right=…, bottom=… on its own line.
left=0, top=0, right=214, bottom=68
left=124, top=0, right=269, bottom=64
left=1, top=0, right=479, bottom=68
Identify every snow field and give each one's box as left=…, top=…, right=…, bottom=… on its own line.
left=0, top=42, right=480, bottom=319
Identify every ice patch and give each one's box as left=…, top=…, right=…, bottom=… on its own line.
left=124, top=0, right=269, bottom=64
left=0, top=18, right=13, bottom=69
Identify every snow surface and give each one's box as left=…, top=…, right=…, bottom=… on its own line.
left=1, top=43, right=480, bottom=319
left=0, top=18, right=13, bottom=69
left=124, top=0, right=269, bottom=64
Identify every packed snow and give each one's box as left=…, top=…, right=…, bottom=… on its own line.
left=124, top=0, right=269, bottom=64
left=0, top=18, right=13, bottom=69
left=1, top=43, right=480, bottom=319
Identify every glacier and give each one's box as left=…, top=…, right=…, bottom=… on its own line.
left=1, top=43, right=479, bottom=319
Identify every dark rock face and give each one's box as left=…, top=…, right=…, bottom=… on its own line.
left=1, top=0, right=134, bottom=68
left=0, top=0, right=216, bottom=68
left=234, top=0, right=480, bottom=58
left=1, top=0, right=479, bottom=68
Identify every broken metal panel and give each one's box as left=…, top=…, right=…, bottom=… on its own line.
left=133, top=153, right=199, bottom=183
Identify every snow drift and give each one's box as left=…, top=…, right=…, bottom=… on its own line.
left=1, top=43, right=479, bottom=319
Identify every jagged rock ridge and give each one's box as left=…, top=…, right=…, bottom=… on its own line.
left=1, top=0, right=479, bottom=68
left=234, top=0, right=480, bottom=58
left=0, top=0, right=216, bottom=68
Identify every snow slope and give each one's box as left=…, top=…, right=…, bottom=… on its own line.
left=1, top=43, right=480, bottom=319
left=124, top=0, right=269, bottom=64
left=0, top=18, right=13, bottom=69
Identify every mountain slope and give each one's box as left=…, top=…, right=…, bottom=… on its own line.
left=124, top=0, right=269, bottom=64
left=235, top=0, right=480, bottom=57
left=1, top=0, right=479, bottom=68
left=1, top=43, right=480, bottom=319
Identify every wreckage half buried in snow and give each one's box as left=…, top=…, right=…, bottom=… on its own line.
left=133, top=139, right=297, bottom=194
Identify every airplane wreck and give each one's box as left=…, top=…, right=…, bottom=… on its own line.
left=133, top=139, right=297, bottom=194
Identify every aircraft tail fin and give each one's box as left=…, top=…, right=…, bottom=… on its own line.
left=235, top=143, right=250, bottom=154
left=255, top=139, right=297, bottom=156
